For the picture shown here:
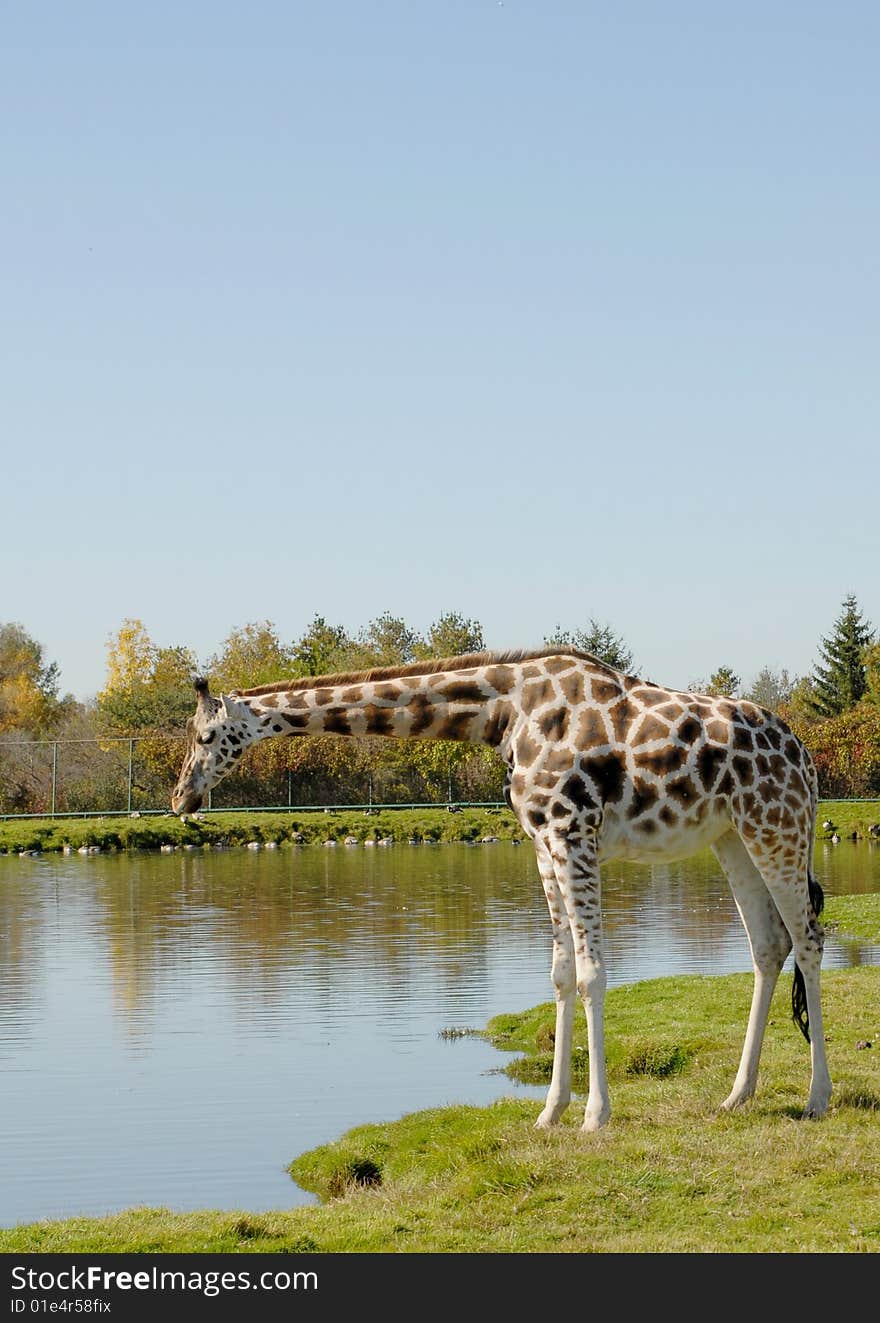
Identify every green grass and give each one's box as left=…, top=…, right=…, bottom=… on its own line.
left=3, top=965, right=879, bottom=1254
left=0, top=805, right=526, bottom=855
left=2, top=799, right=878, bottom=856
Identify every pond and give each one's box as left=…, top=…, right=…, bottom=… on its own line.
left=1, top=838, right=879, bottom=1228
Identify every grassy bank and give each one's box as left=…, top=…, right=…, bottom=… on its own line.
left=1, top=799, right=878, bottom=856
left=2, top=952, right=879, bottom=1254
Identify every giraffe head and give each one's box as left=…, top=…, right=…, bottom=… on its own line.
left=171, top=678, right=259, bottom=814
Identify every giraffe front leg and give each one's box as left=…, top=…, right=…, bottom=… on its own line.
left=534, top=839, right=575, bottom=1128
left=551, top=832, right=610, bottom=1133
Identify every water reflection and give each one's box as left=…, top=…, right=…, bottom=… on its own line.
left=1, top=841, right=878, bottom=1228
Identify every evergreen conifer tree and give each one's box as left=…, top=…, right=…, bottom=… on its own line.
left=811, top=594, right=874, bottom=716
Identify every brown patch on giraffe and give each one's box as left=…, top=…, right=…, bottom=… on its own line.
left=732, top=726, right=754, bottom=752
left=527, top=808, right=547, bottom=830
left=521, top=664, right=542, bottom=679
left=787, top=769, right=807, bottom=799
left=516, top=728, right=542, bottom=767
left=581, top=751, right=627, bottom=804
left=544, top=655, right=575, bottom=675
left=677, top=715, right=701, bottom=744
left=258, top=694, right=279, bottom=708
left=716, top=701, right=737, bottom=720
left=697, top=743, right=728, bottom=792
left=560, top=773, right=600, bottom=815
left=558, top=670, right=585, bottom=706
left=522, top=678, right=555, bottom=711
left=481, top=705, right=511, bottom=747
left=484, top=665, right=516, bottom=694
left=765, top=726, right=782, bottom=750
left=627, top=778, right=659, bottom=819
left=534, top=770, right=563, bottom=790
left=630, top=713, right=671, bottom=745
left=543, top=747, right=577, bottom=774
left=405, top=692, right=434, bottom=736
left=706, top=720, right=729, bottom=744
left=716, top=769, right=734, bottom=797
left=755, top=754, right=771, bottom=779
left=666, top=776, right=700, bottom=810
left=575, top=707, right=610, bottom=750
left=607, top=697, right=636, bottom=744
left=436, top=709, right=478, bottom=741
left=312, top=688, right=335, bottom=706
left=658, top=804, right=678, bottom=827
left=538, top=706, right=570, bottom=742
left=732, top=755, right=754, bottom=785
left=630, top=687, right=670, bottom=707
left=440, top=680, right=490, bottom=703
left=636, top=818, right=658, bottom=833
left=757, top=779, right=776, bottom=805
left=343, top=685, right=369, bottom=702
left=755, top=731, right=772, bottom=751
left=655, top=702, right=685, bottom=722
left=634, top=744, right=688, bottom=777
left=281, top=712, right=309, bottom=730
left=362, top=705, right=394, bottom=736
left=766, top=806, right=781, bottom=828
left=589, top=678, right=621, bottom=705
left=739, top=703, right=764, bottom=727
left=323, top=707, right=352, bottom=735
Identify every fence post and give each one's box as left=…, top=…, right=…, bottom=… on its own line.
left=51, top=742, right=58, bottom=817
left=127, top=738, right=134, bottom=814
left=288, top=768, right=292, bottom=807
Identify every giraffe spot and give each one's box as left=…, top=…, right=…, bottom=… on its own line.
left=558, top=669, right=585, bottom=706
left=740, top=703, right=764, bottom=727
left=481, top=704, right=511, bottom=746
left=765, top=725, right=782, bottom=750
left=677, top=716, right=701, bottom=744
left=521, top=664, right=542, bottom=679
left=260, top=694, right=279, bottom=708
left=766, top=806, right=781, bottom=827
left=408, top=693, right=434, bottom=735
left=787, top=769, right=807, bottom=799
left=758, top=779, right=776, bottom=805
left=581, top=751, right=627, bottom=804
left=542, top=747, right=576, bottom=774
left=575, top=707, right=610, bottom=750
left=634, top=744, right=688, bottom=777
left=637, top=818, right=658, bottom=833
left=538, top=706, right=569, bottom=742
left=697, top=743, right=728, bottom=792
left=627, top=777, right=659, bottom=819
left=630, top=687, right=669, bottom=707
left=323, top=707, right=352, bottom=735
left=484, top=665, right=516, bottom=694
left=706, top=720, right=729, bottom=744
left=528, top=808, right=547, bottom=829
left=437, top=709, right=479, bottom=741
left=716, top=701, right=737, bottom=719
left=589, top=678, right=621, bottom=705
left=658, top=804, right=678, bottom=827
left=608, top=697, right=636, bottom=744
left=522, top=678, right=556, bottom=711
left=341, top=686, right=366, bottom=702
left=362, top=705, right=394, bottom=736
left=755, top=754, right=771, bottom=779
left=281, top=712, right=309, bottom=730
left=544, top=655, right=575, bottom=675
left=732, top=755, right=754, bottom=785
left=755, top=730, right=772, bottom=751
left=313, top=688, right=334, bottom=706
left=666, top=776, right=699, bottom=810
left=631, top=713, right=671, bottom=745
left=655, top=702, right=685, bottom=722
left=716, top=769, right=734, bottom=797
left=516, top=729, right=542, bottom=767
left=560, top=773, right=599, bottom=814
left=733, top=727, right=754, bottom=752
left=440, top=680, right=489, bottom=703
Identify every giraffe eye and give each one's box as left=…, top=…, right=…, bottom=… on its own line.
left=198, top=731, right=216, bottom=746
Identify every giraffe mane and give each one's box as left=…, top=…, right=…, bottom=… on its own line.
left=229, top=647, right=625, bottom=697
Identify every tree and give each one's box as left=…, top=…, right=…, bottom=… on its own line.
left=0, top=622, right=70, bottom=736
left=357, top=612, right=420, bottom=668
left=291, top=615, right=356, bottom=677
left=705, top=666, right=741, bottom=698
left=811, top=594, right=874, bottom=717
left=208, top=621, right=293, bottom=692
left=416, top=611, right=485, bottom=660
left=862, top=642, right=880, bottom=708
left=97, top=620, right=198, bottom=733
left=544, top=619, right=634, bottom=671
left=744, top=667, right=797, bottom=712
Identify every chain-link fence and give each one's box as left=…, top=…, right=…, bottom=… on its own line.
left=0, top=736, right=508, bottom=818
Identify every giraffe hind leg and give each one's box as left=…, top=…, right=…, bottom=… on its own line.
left=712, top=830, right=791, bottom=1111
left=737, top=833, right=832, bottom=1119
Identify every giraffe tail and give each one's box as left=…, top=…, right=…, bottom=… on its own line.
left=791, top=870, right=824, bottom=1044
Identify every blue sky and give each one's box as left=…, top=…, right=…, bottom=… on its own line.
left=3, top=1, right=878, bottom=700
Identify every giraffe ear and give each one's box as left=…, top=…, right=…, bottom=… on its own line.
left=221, top=694, right=247, bottom=722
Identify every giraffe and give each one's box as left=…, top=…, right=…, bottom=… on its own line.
left=171, top=647, right=832, bottom=1131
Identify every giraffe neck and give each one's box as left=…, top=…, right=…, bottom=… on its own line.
left=241, top=666, right=513, bottom=749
